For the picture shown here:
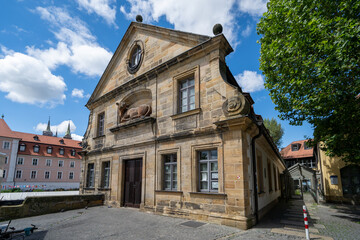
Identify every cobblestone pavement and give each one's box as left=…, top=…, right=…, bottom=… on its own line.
left=1, top=195, right=359, bottom=240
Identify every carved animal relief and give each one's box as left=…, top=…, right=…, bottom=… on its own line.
left=118, top=102, right=152, bottom=123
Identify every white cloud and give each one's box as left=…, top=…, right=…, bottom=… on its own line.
left=120, top=0, right=268, bottom=46
left=76, top=0, right=117, bottom=26
left=72, top=88, right=85, bottom=98
left=71, top=133, right=84, bottom=141
left=35, top=120, right=76, bottom=135
left=236, top=0, right=268, bottom=17
left=235, top=70, right=264, bottom=92
left=241, top=24, right=252, bottom=37
left=120, top=0, right=238, bottom=45
left=0, top=52, right=66, bottom=107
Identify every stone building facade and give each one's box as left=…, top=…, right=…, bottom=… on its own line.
left=80, top=22, right=285, bottom=229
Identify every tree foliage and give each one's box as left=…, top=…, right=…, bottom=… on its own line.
left=257, top=0, right=360, bottom=163
left=263, top=117, right=284, bottom=148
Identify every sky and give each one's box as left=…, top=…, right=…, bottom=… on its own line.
left=0, top=0, right=313, bottom=148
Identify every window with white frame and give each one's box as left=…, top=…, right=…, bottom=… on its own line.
left=87, top=163, right=95, bottom=188
left=102, top=162, right=110, bottom=188
left=58, top=160, right=64, bottom=167
left=178, top=77, right=195, bottom=113
left=70, top=161, right=75, bottom=168
left=163, top=154, right=177, bottom=191
left=69, top=172, right=74, bottom=180
left=33, top=145, right=40, bottom=153
left=59, top=148, right=64, bottom=155
left=4, top=156, right=8, bottom=164
left=17, top=157, right=24, bottom=165
left=46, top=159, right=52, bottom=166
left=57, top=171, right=62, bottom=179
left=19, top=143, right=26, bottom=151
left=30, top=171, right=37, bottom=179
left=199, top=150, right=218, bottom=192
left=47, top=146, right=52, bottom=154
left=2, top=169, right=6, bottom=178
left=44, top=171, right=50, bottom=179
left=32, top=158, right=38, bottom=166
left=15, top=170, right=22, bottom=179
left=3, top=141, right=10, bottom=149
left=71, top=149, right=76, bottom=156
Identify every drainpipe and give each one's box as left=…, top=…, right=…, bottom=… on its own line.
left=251, top=125, right=262, bottom=225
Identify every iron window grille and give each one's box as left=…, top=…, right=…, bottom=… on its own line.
left=198, top=150, right=218, bottom=192
left=163, top=154, right=177, bottom=191
left=102, top=161, right=110, bottom=188
left=87, top=163, right=95, bottom=188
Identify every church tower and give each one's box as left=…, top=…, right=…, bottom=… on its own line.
left=42, top=117, right=53, bottom=136
left=63, top=121, right=72, bottom=139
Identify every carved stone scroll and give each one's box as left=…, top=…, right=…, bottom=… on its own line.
left=222, top=94, right=250, bottom=116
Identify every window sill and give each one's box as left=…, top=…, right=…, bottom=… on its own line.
left=171, top=108, right=201, bottom=120
left=155, top=190, right=183, bottom=194
left=93, top=135, right=105, bottom=140
left=189, top=192, right=227, bottom=199
left=83, top=187, right=95, bottom=190
left=98, top=188, right=111, bottom=191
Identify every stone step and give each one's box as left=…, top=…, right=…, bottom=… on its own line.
left=280, top=219, right=312, bottom=227
left=284, top=225, right=319, bottom=233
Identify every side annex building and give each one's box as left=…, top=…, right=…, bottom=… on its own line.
left=80, top=21, right=285, bottom=229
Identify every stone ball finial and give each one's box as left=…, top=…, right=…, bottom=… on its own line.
left=136, top=15, right=143, bottom=23
left=213, top=23, right=223, bottom=35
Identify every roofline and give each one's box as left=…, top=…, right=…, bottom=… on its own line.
left=87, top=22, right=232, bottom=107
left=86, top=34, right=233, bottom=108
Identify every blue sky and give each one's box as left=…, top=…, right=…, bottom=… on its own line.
left=0, top=0, right=313, bottom=148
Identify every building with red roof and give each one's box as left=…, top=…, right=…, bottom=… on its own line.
left=280, top=139, right=315, bottom=169
left=0, top=118, right=82, bottom=190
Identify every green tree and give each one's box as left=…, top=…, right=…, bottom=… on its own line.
left=257, top=0, right=360, bottom=163
left=263, top=118, right=284, bottom=148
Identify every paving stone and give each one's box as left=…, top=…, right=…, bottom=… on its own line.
left=314, top=224, right=326, bottom=229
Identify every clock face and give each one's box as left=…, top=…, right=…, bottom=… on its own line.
left=128, top=44, right=142, bottom=73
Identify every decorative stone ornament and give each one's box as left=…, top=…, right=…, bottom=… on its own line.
left=118, top=102, right=152, bottom=123
left=127, top=40, right=144, bottom=74
left=222, top=94, right=250, bottom=116
left=213, top=23, right=223, bottom=35
left=136, top=15, right=143, bottom=22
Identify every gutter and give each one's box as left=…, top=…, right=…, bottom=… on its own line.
left=250, top=117, right=263, bottom=225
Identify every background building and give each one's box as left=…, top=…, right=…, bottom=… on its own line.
left=0, top=118, right=82, bottom=190
left=280, top=140, right=316, bottom=168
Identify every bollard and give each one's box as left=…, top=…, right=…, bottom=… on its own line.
left=303, top=205, right=310, bottom=240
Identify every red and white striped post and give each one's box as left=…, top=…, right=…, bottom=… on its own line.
left=303, top=205, right=310, bottom=240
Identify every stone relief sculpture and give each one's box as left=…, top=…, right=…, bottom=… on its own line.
left=222, top=94, right=250, bottom=116
left=118, top=102, right=152, bottom=123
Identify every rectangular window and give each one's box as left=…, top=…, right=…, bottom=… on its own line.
left=33, top=145, right=40, bottom=153
left=19, top=144, right=26, bottom=151
left=163, top=154, right=177, bottom=191
left=30, top=171, right=37, bottom=179
left=15, top=170, right=22, bottom=179
left=87, top=163, right=95, bottom=188
left=17, top=157, right=24, bottom=165
left=3, top=141, right=10, bottom=149
left=58, top=160, right=64, bottom=167
left=44, top=171, right=50, bottom=179
left=257, top=155, right=264, bottom=193
left=69, top=172, right=74, bottom=180
left=98, top=112, right=105, bottom=136
left=47, top=147, right=52, bottom=154
left=59, top=148, right=64, bottom=155
left=70, top=161, right=75, bottom=168
left=2, top=169, right=6, bottom=178
left=291, top=144, right=300, bottom=151
left=179, top=77, right=195, bottom=113
left=5, top=156, right=8, bottom=164
left=46, top=159, right=52, bottom=166
left=199, top=150, right=218, bottom=192
left=57, top=172, right=62, bottom=179
left=71, top=150, right=76, bottom=156
left=102, top=161, right=110, bottom=188
left=268, top=161, right=273, bottom=192
left=274, top=165, right=278, bottom=191
left=32, top=158, right=38, bottom=166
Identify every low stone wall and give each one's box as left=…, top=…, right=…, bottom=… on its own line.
left=0, top=194, right=104, bottom=221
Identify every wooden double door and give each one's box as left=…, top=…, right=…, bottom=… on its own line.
left=123, top=159, right=142, bottom=208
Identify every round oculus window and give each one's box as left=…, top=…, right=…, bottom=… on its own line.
left=128, top=44, right=142, bottom=73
